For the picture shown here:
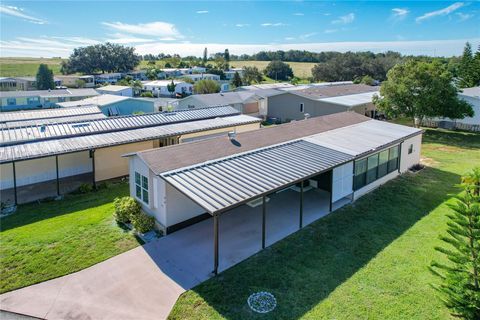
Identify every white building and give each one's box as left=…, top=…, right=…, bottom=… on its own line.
left=143, top=80, right=193, bottom=97
left=95, top=73, right=123, bottom=84
left=184, top=73, right=221, bottom=82
left=97, top=85, right=133, bottom=97
left=224, top=68, right=244, bottom=80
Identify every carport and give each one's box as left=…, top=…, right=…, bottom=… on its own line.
left=161, top=139, right=354, bottom=274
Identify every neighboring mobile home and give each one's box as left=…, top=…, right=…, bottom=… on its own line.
left=0, top=106, right=261, bottom=205
left=97, top=85, right=133, bottom=97
left=0, top=89, right=99, bottom=111
left=143, top=80, right=193, bottom=97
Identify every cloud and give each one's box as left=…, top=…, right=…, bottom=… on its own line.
left=235, top=23, right=250, bottom=27
left=300, top=32, right=317, bottom=40
left=0, top=5, right=47, bottom=24
left=392, top=8, right=409, bottom=18
left=324, top=29, right=338, bottom=34
left=284, top=37, right=296, bottom=41
left=105, top=33, right=157, bottom=44
left=2, top=37, right=479, bottom=58
left=196, top=10, right=208, bottom=14
left=332, top=13, right=355, bottom=24
left=102, top=21, right=183, bottom=38
left=261, top=22, right=287, bottom=27
left=456, top=12, right=473, bottom=21
left=416, top=2, right=464, bottom=22
left=293, top=13, right=304, bottom=16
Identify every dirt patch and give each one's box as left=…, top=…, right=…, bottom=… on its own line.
left=420, top=157, right=439, bottom=167
left=432, top=146, right=462, bottom=153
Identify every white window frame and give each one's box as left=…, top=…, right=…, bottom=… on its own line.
left=135, top=171, right=149, bottom=205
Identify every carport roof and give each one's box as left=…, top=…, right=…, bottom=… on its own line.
left=162, top=140, right=354, bottom=214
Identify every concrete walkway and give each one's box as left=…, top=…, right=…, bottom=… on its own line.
left=1, top=188, right=347, bottom=320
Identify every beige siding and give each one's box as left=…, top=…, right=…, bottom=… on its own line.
left=179, top=122, right=260, bottom=141
left=95, top=141, right=154, bottom=181
left=0, top=163, right=14, bottom=189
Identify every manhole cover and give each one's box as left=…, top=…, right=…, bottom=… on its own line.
left=247, top=291, right=277, bottom=313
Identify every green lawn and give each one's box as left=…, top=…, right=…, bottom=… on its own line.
left=0, top=58, right=64, bottom=77
left=0, top=182, right=140, bottom=294
left=169, top=128, right=480, bottom=320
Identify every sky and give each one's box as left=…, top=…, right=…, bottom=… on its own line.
left=0, top=1, right=479, bottom=58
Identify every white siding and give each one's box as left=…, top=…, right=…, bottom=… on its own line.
left=400, top=134, right=422, bottom=173
left=165, top=182, right=205, bottom=227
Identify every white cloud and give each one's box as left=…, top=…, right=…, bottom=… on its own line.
left=196, top=10, right=208, bottom=14
left=456, top=12, right=473, bottom=21
left=324, top=29, right=338, bottom=34
left=332, top=13, right=355, bottom=24
left=416, top=2, right=464, bottom=22
left=392, top=8, right=409, bottom=17
left=235, top=23, right=250, bottom=27
left=284, top=37, right=296, bottom=41
left=261, top=22, right=287, bottom=27
left=102, top=21, right=183, bottom=38
left=293, top=13, right=304, bottom=16
left=300, top=32, right=317, bottom=40
left=2, top=36, right=479, bottom=58
left=0, top=5, right=47, bottom=24
left=105, top=33, right=156, bottom=44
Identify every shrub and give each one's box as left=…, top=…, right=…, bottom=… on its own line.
left=140, top=91, right=153, bottom=98
left=77, top=183, right=93, bottom=194
left=131, top=211, right=155, bottom=233
left=113, top=196, right=141, bottom=224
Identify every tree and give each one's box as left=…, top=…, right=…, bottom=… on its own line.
left=458, top=43, right=477, bottom=88
left=167, top=80, right=176, bottom=97
left=224, top=49, right=230, bottom=70
left=194, top=79, right=220, bottom=94
left=63, top=43, right=140, bottom=74
left=146, top=68, right=160, bottom=80
left=242, top=66, right=263, bottom=85
left=208, top=68, right=226, bottom=80
left=214, top=56, right=228, bottom=71
left=360, top=75, right=375, bottom=86
left=373, top=60, right=474, bottom=127
left=263, top=61, right=293, bottom=81
left=203, top=47, right=208, bottom=65
left=36, top=64, right=55, bottom=90
left=75, top=79, right=86, bottom=88
left=430, top=168, right=480, bottom=320
left=231, top=71, right=243, bottom=87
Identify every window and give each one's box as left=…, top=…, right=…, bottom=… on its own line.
left=354, top=159, right=367, bottom=190
left=366, top=154, right=379, bottom=184
left=300, top=103, right=304, bottom=113
left=353, top=145, right=401, bottom=191
left=388, top=146, right=399, bottom=172
left=135, top=172, right=149, bottom=204
left=7, top=98, right=16, bottom=106
left=377, top=150, right=389, bottom=178
left=408, top=144, right=413, bottom=154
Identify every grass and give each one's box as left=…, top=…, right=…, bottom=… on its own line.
left=0, top=182, right=141, bottom=294
left=231, top=61, right=316, bottom=79
left=169, top=128, right=480, bottom=320
left=0, top=58, right=64, bottom=77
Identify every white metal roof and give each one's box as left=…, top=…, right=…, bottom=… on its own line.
left=97, top=85, right=131, bottom=92
left=304, top=120, right=421, bottom=157
left=144, top=80, right=188, bottom=86
left=57, top=94, right=130, bottom=107
left=459, top=86, right=480, bottom=99
left=0, top=106, right=241, bottom=145
left=0, top=114, right=261, bottom=163
left=0, top=106, right=103, bottom=123
left=0, top=89, right=99, bottom=99
left=162, top=140, right=353, bottom=214
left=317, top=91, right=379, bottom=107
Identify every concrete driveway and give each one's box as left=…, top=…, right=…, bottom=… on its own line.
left=1, top=188, right=345, bottom=320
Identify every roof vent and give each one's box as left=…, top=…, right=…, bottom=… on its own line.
left=228, top=130, right=237, bottom=140
left=40, top=124, right=46, bottom=133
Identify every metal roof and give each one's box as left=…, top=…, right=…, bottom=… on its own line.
left=1, top=113, right=107, bottom=129
left=318, top=91, right=379, bottom=107
left=0, top=114, right=261, bottom=163
left=162, top=140, right=354, bottom=214
left=0, top=106, right=103, bottom=123
left=97, top=85, right=131, bottom=92
left=0, top=89, right=98, bottom=99
left=56, top=94, right=131, bottom=107
left=0, top=106, right=241, bottom=146
left=305, top=120, right=422, bottom=157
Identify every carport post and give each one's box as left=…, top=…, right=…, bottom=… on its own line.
left=55, top=155, right=60, bottom=196
left=299, top=181, right=303, bottom=229
left=90, top=149, right=96, bottom=189
left=262, top=196, right=266, bottom=249
left=12, top=161, right=17, bottom=205
left=329, top=171, right=333, bottom=212
left=213, top=214, right=219, bottom=275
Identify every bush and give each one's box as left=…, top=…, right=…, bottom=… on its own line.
left=77, top=183, right=93, bottom=194
left=131, top=211, right=155, bottom=233
left=113, top=196, right=141, bottom=224
left=140, top=91, right=153, bottom=98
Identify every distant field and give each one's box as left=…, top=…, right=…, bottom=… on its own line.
left=231, top=61, right=317, bottom=79
left=0, top=58, right=64, bottom=77
left=0, top=57, right=316, bottom=79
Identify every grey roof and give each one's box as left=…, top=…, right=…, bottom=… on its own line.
left=0, top=106, right=103, bottom=123
left=318, top=91, right=378, bottom=107
left=0, top=115, right=261, bottom=163
left=0, top=89, right=99, bottom=99
left=162, top=140, right=354, bottom=214
left=179, top=92, right=258, bottom=106
left=1, top=113, right=107, bottom=129
left=293, top=84, right=379, bottom=100
left=0, top=106, right=241, bottom=146
left=459, top=86, right=480, bottom=99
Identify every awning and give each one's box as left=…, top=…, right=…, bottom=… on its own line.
left=161, top=140, right=354, bottom=214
